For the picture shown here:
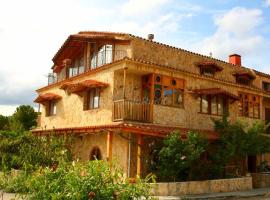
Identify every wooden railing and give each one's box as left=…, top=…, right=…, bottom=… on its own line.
left=113, top=99, right=152, bottom=122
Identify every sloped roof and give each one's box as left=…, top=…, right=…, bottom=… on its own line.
left=34, top=93, right=62, bottom=104
left=191, top=88, right=239, bottom=100
left=52, top=31, right=270, bottom=79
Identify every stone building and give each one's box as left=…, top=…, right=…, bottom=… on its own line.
left=33, top=31, right=270, bottom=177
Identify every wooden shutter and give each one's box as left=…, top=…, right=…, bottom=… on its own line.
left=83, top=91, right=88, bottom=110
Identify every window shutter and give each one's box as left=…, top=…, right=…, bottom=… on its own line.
left=45, top=102, right=50, bottom=116
left=83, top=91, right=88, bottom=110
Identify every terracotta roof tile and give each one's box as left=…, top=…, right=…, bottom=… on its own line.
left=31, top=122, right=219, bottom=140
left=191, top=88, right=239, bottom=100
left=34, top=93, right=62, bottom=104
left=62, top=79, right=109, bottom=94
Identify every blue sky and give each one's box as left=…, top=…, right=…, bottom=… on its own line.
left=0, top=0, right=269, bottom=115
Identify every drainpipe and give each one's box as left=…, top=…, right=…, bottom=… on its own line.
left=127, top=132, right=131, bottom=178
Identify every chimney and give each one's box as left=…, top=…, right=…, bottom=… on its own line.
left=148, top=34, right=154, bottom=41
left=229, top=54, right=241, bottom=66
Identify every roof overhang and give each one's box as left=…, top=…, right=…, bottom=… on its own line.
left=191, top=88, right=239, bottom=101
left=60, top=79, right=109, bottom=95
left=52, top=32, right=131, bottom=67
left=233, top=70, right=256, bottom=80
left=34, top=93, right=62, bottom=104
left=31, top=122, right=219, bottom=140
left=195, top=61, right=223, bottom=71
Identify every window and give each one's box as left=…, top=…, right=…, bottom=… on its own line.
left=90, top=147, right=102, bottom=160
left=84, top=88, right=100, bottom=110
left=68, top=56, right=84, bottom=78
left=78, top=57, right=85, bottom=74
left=200, top=67, right=215, bottom=77
left=236, top=76, right=251, bottom=85
left=263, top=82, right=270, bottom=92
left=95, top=44, right=113, bottom=67
left=47, top=101, right=56, bottom=116
left=238, top=92, right=260, bottom=118
left=154, top=75, right=184, bottom=108
left=199, top=95, right=227, bottom=115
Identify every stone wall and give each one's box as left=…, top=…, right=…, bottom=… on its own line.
left=125, top=62, right=262, bottom=130
left=73, top=132, right=129, bottom=174
left=39, top=67, right=118, bottom=130
left=151, top=177, right=252, bottom=196
left=252, top=173, right=270, bottom=188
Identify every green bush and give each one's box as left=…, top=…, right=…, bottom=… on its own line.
left=27, top=161, right=155, bottom=200
left=0, top=131, right=72, bottom=172
left=210, top=116, right=270, bottom=178
left=0, top=170, right=31, bottom=193
left=157, top=131, right=208, bottom=181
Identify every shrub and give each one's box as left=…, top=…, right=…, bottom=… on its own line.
left=210, top=116, right=270, bottom=178
left=157, top=131, right=208, bottom=181
left=0, top=131, right=72, bottom=172
left=27, top=161, right=155, bottom=200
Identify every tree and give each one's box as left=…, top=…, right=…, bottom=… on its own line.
left=0, top=115, right=9, bottom=130
left=158, top=131, right=208, bottom=181
left=10, top=105, right=38, bottom=131
left=210, top=116, right=270, bottom=178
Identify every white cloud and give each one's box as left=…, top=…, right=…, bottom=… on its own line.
left=265, top=0, right=270, bottom=6
left=194, top=7, right=266, bottom=66
left=121, top=0, right=170, bottom=15
left=0, top=105, right=18, bottom=116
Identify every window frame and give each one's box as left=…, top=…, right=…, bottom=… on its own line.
left=46, top=100, right=57, bottom=116
left=238, top=92, right=260, bottom=119
left=84, top=88, right=100, bottom=110
left=198, top=94, right=228, bottom=116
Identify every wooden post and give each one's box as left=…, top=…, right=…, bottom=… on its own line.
left=149, top=74, right=155, bottom=122
left=106, top=131, right=113, bottom=163
left=123, top=67, right=127, bottom=119
left=84, top=42, right=91, bottom=71
left=137, top=134, right=143, bottom=177
left=123, top=67, right=127, bottom=99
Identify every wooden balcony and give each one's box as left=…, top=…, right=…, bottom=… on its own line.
left=113, top=99, right=152, bottom=123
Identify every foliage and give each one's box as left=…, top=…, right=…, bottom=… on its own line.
left=210, top=116, right=270, bottom=178
left=157, top=131, right=208, bottom=181
left=0, top=170, right=32, bottom=193
left=0, top=115, right=10, bottom=130
left=0, top=161, right=155, bottom=200
left=10, top=105, right=38, bottom=131
left=0, top=130, right=72, bottom=172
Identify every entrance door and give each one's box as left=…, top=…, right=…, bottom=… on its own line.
left=265, top=108, right=270, bottom=134
left=247, top=156, right=257, bottom=173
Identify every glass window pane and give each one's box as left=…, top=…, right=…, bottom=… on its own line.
left=78, top=57, right=84, bottom=74
left=93, top=89, right=100, bottom=108
left=50, top=101, right=56, bottom=115
left=211, top=96, right=217, bottom=114
left=173, top=89, right=183, bottom=107
left=89, top=90, right=94, bottom=109
left=254, top=104, right=259, bottom=118
left=162, top=86, right=173, bottom=106
left=105, top=45, right=113, bottom=64
left=218, top=96, right=224, bottom=115
left=91, top=53, right=97, bottom=69
left=201, top=95, right=208, bottom=113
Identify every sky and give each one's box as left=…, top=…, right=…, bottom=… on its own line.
left=0, top=0, right=270, bottom=116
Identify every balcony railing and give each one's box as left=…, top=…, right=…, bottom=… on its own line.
left=48, top=50, right=127, bottom=85
left=113, top=99, right=152, bottom=123
left=91, top=50, right=127, bottom=69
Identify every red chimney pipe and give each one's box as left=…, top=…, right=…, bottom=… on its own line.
left=229, top=54, right=241, bottom=66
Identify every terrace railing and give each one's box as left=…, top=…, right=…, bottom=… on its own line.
left=113, top=99, right=152, bottom=123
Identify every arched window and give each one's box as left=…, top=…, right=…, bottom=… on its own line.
left=89, top=147, right=102, bottom=160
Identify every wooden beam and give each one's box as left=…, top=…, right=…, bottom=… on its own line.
left=123, top=67, right=127, bottom=99
left=85, top=42, right=91, bottom=71
left=106, top=131, right=113, bottom=163
left=137, top=134, right=143, bottom=177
